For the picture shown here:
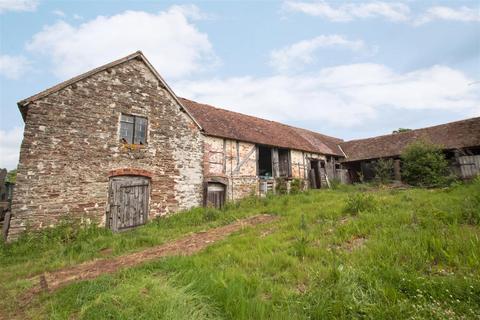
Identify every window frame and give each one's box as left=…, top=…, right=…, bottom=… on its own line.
left=119, top=113, right=148, bottom=145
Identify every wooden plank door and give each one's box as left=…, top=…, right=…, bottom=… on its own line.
left=206, top=183, right=226, bottom=209
left=109, top=176, right=150, bottom=231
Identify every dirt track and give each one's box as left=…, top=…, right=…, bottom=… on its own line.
left=30, top=214, right=277, bottom=293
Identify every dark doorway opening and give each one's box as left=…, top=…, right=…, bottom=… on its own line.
left=258, top=146, right=273, bottom=177
left=309, top=160, right=321, bottom=189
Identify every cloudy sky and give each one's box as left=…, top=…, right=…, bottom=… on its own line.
left=0, top=0, right=479, bottom=169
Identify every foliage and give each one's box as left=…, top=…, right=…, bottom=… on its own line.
left=275, top=178, right=288, bottom=195
left=329, top=178, right=341, bottom=190
left=202, top=207, right=221, bottom=222
left=6, top=169, right=16, bottom=184
left=401, top=140, right=451, bottom=187
left=289, top=178, right=304, bottom=194
left=343, top=193, right=377, bottom=215
left=1, top=183, right=480, bottom=319
left=293, top=214, right=310, bottom=259
left=392, top=128, right=412, bottom=134
left=373, top=158, right=394, bottom=184
left=460, top=177, right=480, bottom=225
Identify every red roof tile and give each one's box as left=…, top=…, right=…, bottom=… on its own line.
left=340, top=117, right=480, bottom=162
left=180, top=98, right=344, bottom=156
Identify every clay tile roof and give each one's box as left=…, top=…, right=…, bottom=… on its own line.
left=180, top=98, right=344, bottom=156
left=340, top=117, right=480, bottom=162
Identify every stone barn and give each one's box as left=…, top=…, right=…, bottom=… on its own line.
left=5, top=51, right=347, bottom=240
left=7, top=52, right=205, bottom=239
left=5, top=51, right=479, bottom=241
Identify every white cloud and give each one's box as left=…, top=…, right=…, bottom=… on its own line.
left=283, top=1, right=410, bottom=22
left=270, top=35, right=371, bottom=72
left=0, top=0, right=37, bottom=13
left=283, top=1, right=479, bottom=25
left=0, top=54, right=30, bottom=79
left=415, top=6, right=480, bottom=25
left=0, top=126, right=23, bottom=170
left=27, top=5, right=218, bottom=80
left=52, top=9, right=65, bottom=17
left=174, top=64, right=479, bottom=127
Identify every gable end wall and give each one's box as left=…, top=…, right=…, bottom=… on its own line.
left=8, top=59, right=203, bottom=239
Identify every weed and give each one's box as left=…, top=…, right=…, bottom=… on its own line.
left=329, top=178, right=341, bottom=190
left=373, top=158, right=394, bottom=185
left=461, top=194, right=480, bottom=225
left=343, top=193, right=377, bottom=215
left=290, top=178, right=304, bottom=194
left=275, top=178, right=288, bottom=195
left=1, top=182, right=479, bottom=319
left=203, top=208, right=220, bottom=222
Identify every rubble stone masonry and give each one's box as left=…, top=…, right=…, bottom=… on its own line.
left=8, top=59, right=203, bottom=240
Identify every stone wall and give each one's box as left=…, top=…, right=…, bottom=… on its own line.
left=8, top=58, right=203, bottom=240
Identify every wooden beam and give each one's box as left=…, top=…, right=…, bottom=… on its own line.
left=233, top=145, right=256, bottom=174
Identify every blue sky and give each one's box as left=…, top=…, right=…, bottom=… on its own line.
left=0, top=0, right=479, bottom=169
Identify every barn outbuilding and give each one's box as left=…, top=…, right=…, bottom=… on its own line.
left=4, top=51, right=480, bottom=241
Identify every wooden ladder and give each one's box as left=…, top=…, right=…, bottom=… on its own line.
left=320, top=168, right=331, bottom=188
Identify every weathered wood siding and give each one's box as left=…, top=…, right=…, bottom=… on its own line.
left=458, top=155, right=480, bottom=178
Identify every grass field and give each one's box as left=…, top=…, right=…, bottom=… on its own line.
left=1, top=180, right=479, bottom=319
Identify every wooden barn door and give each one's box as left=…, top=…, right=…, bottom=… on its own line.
left=108, top=176, right=150, bottom=231
left=206, top=182, right=226, bottom=209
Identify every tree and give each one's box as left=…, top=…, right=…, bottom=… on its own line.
left=401, top=141, right=450, bottom=187
left=392, top=128, right=412, bottom=134
left=6, top=169, right=17, bottom=184
left=373, top=158, right=394, bottom=184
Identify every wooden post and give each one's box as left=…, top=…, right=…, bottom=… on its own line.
left=272, top=148, right=279, bottom=178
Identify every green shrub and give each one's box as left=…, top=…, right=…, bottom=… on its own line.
left=373, top=158, right=394, bottom=184
left=329, top=178, right=341, bottom=190
left=290, top=178, right=304, bottom=194
left=343, top=193, right=377, bottom=215
left=275, top=178, right=288, bottom=195
left=401, top=140, right=451, bottom=187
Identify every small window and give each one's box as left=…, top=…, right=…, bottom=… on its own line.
left=120, top=114, right=147, bottom=144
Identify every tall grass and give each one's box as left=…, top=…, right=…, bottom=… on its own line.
left=1, top=179, right=480, bottom=319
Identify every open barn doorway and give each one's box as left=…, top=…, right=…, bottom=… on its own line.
left=258, top=146, right=273, bottom=178
left=309, top=160, right=321, bottom=189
